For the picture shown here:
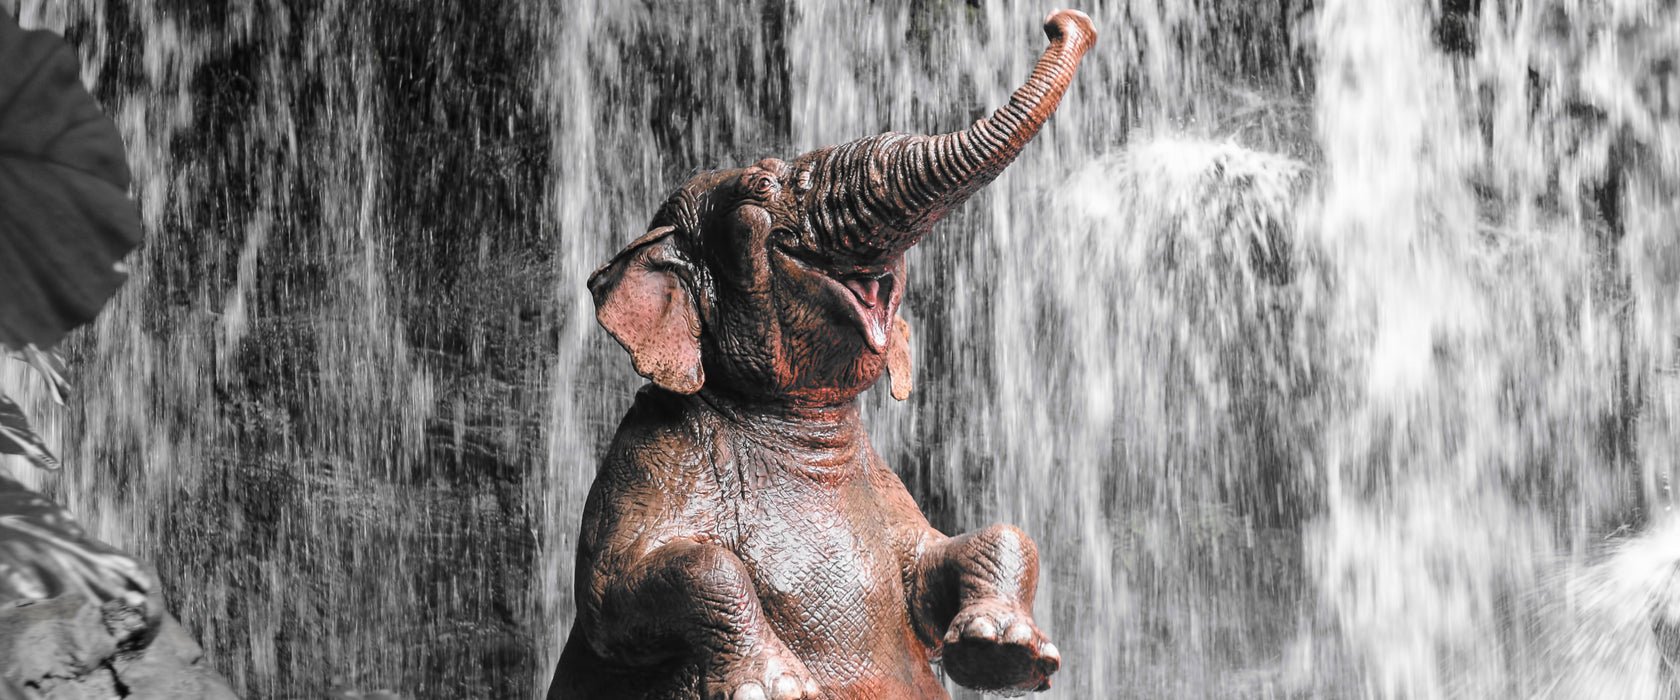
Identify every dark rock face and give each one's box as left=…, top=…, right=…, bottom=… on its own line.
left=0, top=593, right=236, bottom=700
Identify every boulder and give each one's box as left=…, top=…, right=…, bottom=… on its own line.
left=0, top=593, right=236, bottom=699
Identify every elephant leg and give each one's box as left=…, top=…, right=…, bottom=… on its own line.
left=574, top=539, right=821, bottom=700
left=916, top=524, right=1061, bottom=693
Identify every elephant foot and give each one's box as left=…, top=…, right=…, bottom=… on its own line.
left=704, top=633, right=821, bottom=700
left=940, top=600, right=1060, bottom=695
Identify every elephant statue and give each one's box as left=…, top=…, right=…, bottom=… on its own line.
left=551, top=10, right=1096, bottom=700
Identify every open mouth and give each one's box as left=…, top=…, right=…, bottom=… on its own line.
left=776, top=247, right=897, bottom=354
left=838, top=271, right=887, bottom=310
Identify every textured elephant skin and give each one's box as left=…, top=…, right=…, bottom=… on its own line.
left=552, top=11, right=1094, bottom=700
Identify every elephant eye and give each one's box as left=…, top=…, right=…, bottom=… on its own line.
left=742, top=171, right=778, bottom=199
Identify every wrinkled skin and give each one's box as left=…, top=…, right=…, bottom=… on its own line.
left=551, top=11, right=1095, bottom=700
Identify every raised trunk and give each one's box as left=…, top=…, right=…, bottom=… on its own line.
left=799, top=10, right=1097, bottom=257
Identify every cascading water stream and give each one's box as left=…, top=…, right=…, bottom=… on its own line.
left=1, top=1, right=1674, bottom=699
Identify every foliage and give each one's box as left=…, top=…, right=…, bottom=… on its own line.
left=0, top=394, right=55, bottom=470
left=0, top=12, right=139, bottom=473
left=0, top=17, right=160, bottom=689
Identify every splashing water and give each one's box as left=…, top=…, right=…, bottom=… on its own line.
left=1, top=1, right=1675, bottom=698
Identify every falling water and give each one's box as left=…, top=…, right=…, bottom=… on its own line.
left=1, top=1, right=1676, bottom=699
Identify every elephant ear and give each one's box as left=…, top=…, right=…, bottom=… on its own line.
left=589, top=226, right=706, bottom=394
left=887, top=315, right=913, bottom=401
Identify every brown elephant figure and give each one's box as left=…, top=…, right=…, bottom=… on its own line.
left=551, top=10, right=1096, bottom=700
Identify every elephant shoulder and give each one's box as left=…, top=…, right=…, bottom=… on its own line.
left=579, top=387, right=727, bottom=567
left=596, top=385, right=724, bottom=497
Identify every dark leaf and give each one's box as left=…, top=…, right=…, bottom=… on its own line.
left=0, top=13, right=142, bottom=350
left=0, top=392, right=57, bottom=470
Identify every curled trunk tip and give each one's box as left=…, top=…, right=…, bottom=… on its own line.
left=807, top=9, right=1098, bottom=256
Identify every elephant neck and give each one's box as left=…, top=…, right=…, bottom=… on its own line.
left=694, top=389, right=868, bottom=474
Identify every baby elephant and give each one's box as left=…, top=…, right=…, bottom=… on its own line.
left=550, top=10, right=1095, bottom=700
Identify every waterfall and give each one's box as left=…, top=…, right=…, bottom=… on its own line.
left=2, top=1, right=1674, bottom=698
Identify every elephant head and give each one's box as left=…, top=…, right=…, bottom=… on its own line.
left=591, top=10, right=1096, bottom=408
